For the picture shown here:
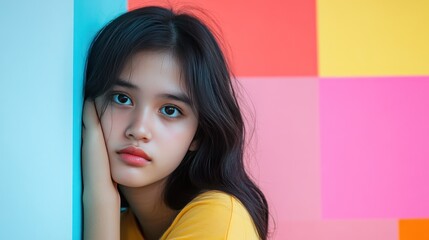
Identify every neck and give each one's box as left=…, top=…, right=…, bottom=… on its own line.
left=119, top=179, right=179, bottom=240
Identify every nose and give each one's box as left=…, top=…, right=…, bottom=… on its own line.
left=125, top=109, right=153, bottom=142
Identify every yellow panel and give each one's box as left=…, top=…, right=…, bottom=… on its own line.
left=399, top=219, right=429, bottom=240
left=317, top=0, right=429, bottom=76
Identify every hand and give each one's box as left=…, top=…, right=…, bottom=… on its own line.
left=82, top=99, right=120, bottom=240
left=82, top=99, right=120, bottom=202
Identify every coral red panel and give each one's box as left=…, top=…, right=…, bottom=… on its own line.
left=128, top=0, right=318, bottom=77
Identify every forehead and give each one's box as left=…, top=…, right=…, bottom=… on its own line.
left=119, top=50, right=185, bottom=90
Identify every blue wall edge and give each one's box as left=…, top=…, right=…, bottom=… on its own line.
left=73, top=1, right=127, bottom=239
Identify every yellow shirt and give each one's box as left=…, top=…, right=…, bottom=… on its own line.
left=120, top=190, right=260, bottom=239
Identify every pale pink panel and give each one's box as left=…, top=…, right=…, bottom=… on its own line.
left=320, top=76, right=429, bottom=218
left=238, top=77, right=321, bottom=222
left=278, top=220, right=397, bottom=240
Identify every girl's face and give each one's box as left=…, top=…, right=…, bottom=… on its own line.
left=95, top=51, right=198, bottom=188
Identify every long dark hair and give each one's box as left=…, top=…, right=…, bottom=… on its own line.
left=84, top=6, right=269, bottom=239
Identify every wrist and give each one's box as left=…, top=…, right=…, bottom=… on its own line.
left=83, top=191, right=121, bottom=207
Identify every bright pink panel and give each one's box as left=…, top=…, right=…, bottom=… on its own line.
left=279, top=220, right=397, bottom=240
left=320, top=76, right=429, bottom=218
left=239, top=77, right=321, bottom=222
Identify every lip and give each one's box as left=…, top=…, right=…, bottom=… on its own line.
left=117, top=146, right=152, bottom=167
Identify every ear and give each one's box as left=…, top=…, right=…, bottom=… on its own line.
left=189, top=139, right=199, bottom=151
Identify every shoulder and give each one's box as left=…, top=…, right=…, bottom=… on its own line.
left=161, top=190, right=260, bottom=240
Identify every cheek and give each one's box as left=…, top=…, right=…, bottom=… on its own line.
left=160, top=121, right=197, bottom=149
left=157, top=127, right=195, bottom=169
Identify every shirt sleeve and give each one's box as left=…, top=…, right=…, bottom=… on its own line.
left=161, top=191, right=260, bottom=240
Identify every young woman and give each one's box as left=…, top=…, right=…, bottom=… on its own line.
left=82, top=6, right=269, bottom=240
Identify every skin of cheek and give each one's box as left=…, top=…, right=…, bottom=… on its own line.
left=95, top=98, right=198, bottom=188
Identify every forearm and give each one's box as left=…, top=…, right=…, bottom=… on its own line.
left=83, top=193, right=120, bottom=240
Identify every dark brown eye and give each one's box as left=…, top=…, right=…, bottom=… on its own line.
left=160, top=106, right=181, bottom=118
left=112, top=93, right=132, bottom=105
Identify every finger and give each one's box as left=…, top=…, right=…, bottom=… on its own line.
left=82, top=99, right=100, bottom=130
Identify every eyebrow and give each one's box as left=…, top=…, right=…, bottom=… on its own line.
left=157, top=93, right=192, bottom=106
left=114, top=78, right=192, bottom=106
left=114, top=79, right=138, bottom=89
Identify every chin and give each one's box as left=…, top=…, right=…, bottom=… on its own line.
left=112, top=169, right=149, bottom=188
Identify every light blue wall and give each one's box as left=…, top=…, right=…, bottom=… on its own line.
left=0, top=1, right=126, bottom=239
left=0, top=1, right=74, bottom=239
